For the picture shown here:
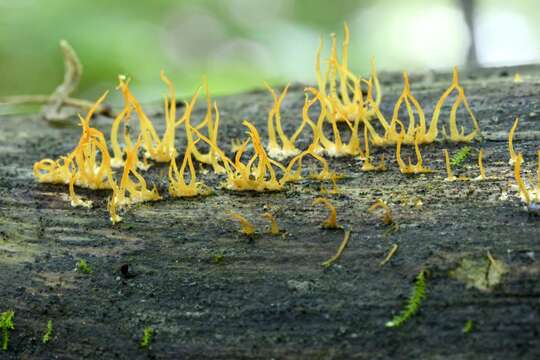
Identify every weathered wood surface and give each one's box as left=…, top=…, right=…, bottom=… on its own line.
left=1, top=66, right=540, bottom=359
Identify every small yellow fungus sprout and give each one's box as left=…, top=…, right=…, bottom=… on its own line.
left=395, top=131, right=432, bottom=175
left=312, top=197, right=339, bottom=229
left=361, top=124, right=386, bottom=172
left=443, top=149, right=457, bottom=182
left=230, top=138, right=244, bottom=153
left=284, top=144, right=342, bottom=182
left=114, top=71, right=181, bottom=163
left=320, top=177, right=340, bottom=195
left=473, top=148, right=487, bottom=181
left=34, top=92, right=114, bottom=200
left=513, top=152, right=540, bottom=211
left=434, top=67, right=481, bottom=143
left=262, top=212, right=281, bottom=235
left=315, top=23, right=381, bottom=123
left=107, top=196, right=122, bottom=225
left=321, top=230, right=351, bottom=268
left=265, top=83, right=306, bottom=160
left=168, top=139, right=212, bottom=198
left=107, top=137, right=161, bottom=224
left=380, top=243, right=399, bottom=267
left=385, top=72, right=432, bottom=145
left=229, top=212, right=256, bottom=236
left=508, top=117, right=520, bottom=165
left=185, top=78, right=225, bottom=174
left=368, top=199, right=394, bottom=225
left=513, top=73, right=523, bottom=83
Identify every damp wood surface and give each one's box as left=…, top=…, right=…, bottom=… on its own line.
left=1, top=66, right=540, bottom=359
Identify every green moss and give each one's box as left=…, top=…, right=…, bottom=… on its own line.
left=77, top=259, right=92, bottom=274
left=140, top=327, right=154, bottom=349
left=450, top=146, right=472, bottom=167
left=462, top=319, right=474, bottom=334
left=386, top=270, right=426, bottom=328
left=1, top=310, right=15, bottom=351
left=42, top=320, right=53, bottom=344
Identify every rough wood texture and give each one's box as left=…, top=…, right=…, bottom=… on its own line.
left=1, top=66, right=540, bottom=359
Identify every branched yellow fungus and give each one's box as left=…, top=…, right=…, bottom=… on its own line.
left=434, top=67, right=481, bottom=143
left=395, top=131, right=432, bottom=175
left=312, top=197, right=339, bottom=229
left=265, top=83, right=306, bottom=160
left=262, top=212, right=281, bottom=235
left=284, top=144, right=342, bottom=182
left=508, top=117, right=520, bottom=165
left=107, top=137, right=161, bottom=224
left=321, top=230, right=351, bottom=268
left=362, top=124, right=386, bottom=171
left=185, top=77, right=225, bottom=174
left=315, top=23, right=381, bottom=123
left=114, top=71, right=181, bottom=163
left=385, top=72, right=432, bottom=145
left=168, top=139, right=212, bottom=198
left=368, top=199, right=393, bottom=225
left=303, top=87, right=363, bottom=157
left=380, top=243, right=399, bottom=267
left=513, top=152, right=540, bottom=211
left=34, top=92, right=114, bottom=207
left=193, top=121, right=287, bottom=192
left=229, top=212, right=255, bottom=236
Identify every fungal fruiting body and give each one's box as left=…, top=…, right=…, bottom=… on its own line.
left=368, top=199, right=394, bottom=225
left=262, top=212, right=281, bottom=235
left=322, top=230, right=351, bottom=268
left=443, top=149, right=457, bottom=181
left=265, top=83, right=305, bottom=160
left=472, top=148, right=487, bottom=181
left=115, top=71, right=180, bottom=163
left=312, top=197, right=339, bottom=229
left=362, top=124, right=386, bottom=172
left=229, top=212, right=256, bottom=236
left=434, top=67, right=481, bottom=142
left=513, top=152, right=540, bottom=213
left=508, top=117, right=520, bottom=165
left=395, top=132, right=432, bottom=175
left=315, top=23, right=381, bottom=123
left=107, top=137, right=161, bottom=224
left=184, top=78, right=225, bottom=174
left=168, top=139, right=211, bottom=198
left=380, top=243, right=399, bottom=267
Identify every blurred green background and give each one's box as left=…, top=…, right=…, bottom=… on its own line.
left=1, top=0, right=539, bottom=104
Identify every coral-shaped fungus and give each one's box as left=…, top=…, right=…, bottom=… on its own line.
left=315, top=23, right=381, bottom=123
left=368, top=199, right=394, bottom=225
left=168, top=138, right=211, bottom=198
left=472, top=148, right=487, bottom=181
left=433, top=66, right=481, bottom=142
left=113, top=71, right=182, bottom=163
left=312, top=197, right=340, bottom=229
left=395, top=130, right=432, bottom=175
left=34, top=92, right=114, bottom=207
left=513, top=152, right=540, bottom=213
left=262, top=212, right=281, bottom=235
left=361, top=124, right=386, bottom=171
left=107, top=137, right=161, bottom=224
left=265, top=83, right=306, bottom=160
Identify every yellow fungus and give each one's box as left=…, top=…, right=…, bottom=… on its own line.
left=368, top=199, right=394, bottom=225
left=312, top=197, right=339, bottom=229
left=262, top=212, right=281, bottom=235
left=107, top=137, right=161, bottom=224
left=264, top=83, right=306, bottom=160
left=113, top=71, right=181, bottom=163
left=168, top=139, right=212, bottom=198
left=380, top=243, right=399, bottom=267
left=513, top=73, right=523, bottom=83
left=508, top=117, right=520, bottom=165
left=322, top=230, right=351, bottom=268
left=443, top=149, right=457, bottom=182
left=34, top=92, right=114, bottom=197
left=433, top=67, right=481, bottom=143
left=362, top=124, right=386, bottom=172
left=473, top=148, right=487, bottom=181
left=395, top=130, right=432, bottom=175
left=513, top=152, right=540, bottom=208
left=229, top=212, right=255, bottom=236
left=315, top=23, right=381, bottom=123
